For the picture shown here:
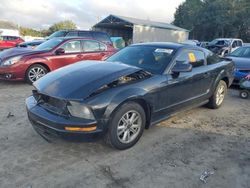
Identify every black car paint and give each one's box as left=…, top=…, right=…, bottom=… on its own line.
left=26, top=43, right=234, bottom=139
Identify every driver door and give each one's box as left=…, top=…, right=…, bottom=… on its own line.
left=48, top=40, right=83, bottom=70
left=156, top=49, right=210, bottom=115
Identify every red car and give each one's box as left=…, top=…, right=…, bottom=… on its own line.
left=0, top=36, right=24, bottom=50
left=0, top=37, right=116, bottom=84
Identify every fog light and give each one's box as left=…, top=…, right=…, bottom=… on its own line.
left=5, top=74, right=12, bottom=79
left=65, top=126, right=97, bottom=132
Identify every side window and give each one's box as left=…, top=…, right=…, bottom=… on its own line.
left=237, top=40, right=243, bottom=47
left=232, top=41, right=237, bottom=48
left=175, top=50, right=205, bottom=68
left=66, top=31, right=78, bottom=37
left=78, top=31, right=92, bottom=38
left=191, top=50, right=205, bottom=67
left=60, top=40, right=81, bottom=53
left=83, top=41, right=106, bottom=52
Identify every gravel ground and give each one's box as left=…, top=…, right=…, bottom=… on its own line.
left=0, top=81, right=249, bottom=188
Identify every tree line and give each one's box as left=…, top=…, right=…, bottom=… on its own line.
left=0, top=20, right=77, bottom=37
left=173, top=0, right=250, bottom=42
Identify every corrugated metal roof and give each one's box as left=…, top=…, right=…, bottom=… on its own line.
left=110, top=15, right=189, bottom=32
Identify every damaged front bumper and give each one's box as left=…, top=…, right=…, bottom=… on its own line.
left=26, top=96, right=103, bottom=141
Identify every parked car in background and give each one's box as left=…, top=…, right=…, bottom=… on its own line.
left=182, top=40, right=201, bottom=46
left=199, top=41, right=209, bottom=48
left=0, top=36, right=24, bottom=51
left=26, top=42, right=234, bottom=150
left=16, top=40, right=45, bottom=49
left=226, top=46, right=250, bottom=84
left=0, top=37, right=116, bottom=83
left=47, top=30, right=113, bottom=46
left=207, top=38, right=243, bottom=57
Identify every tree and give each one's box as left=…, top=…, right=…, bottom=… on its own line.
left=173, top=0, right=250, bottom=42
left=47, top=20, right=77, bottom=35
left=19, top=27, right=43, bottom=37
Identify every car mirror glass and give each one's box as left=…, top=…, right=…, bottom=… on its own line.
left=172, top=62, right=193, bottom=73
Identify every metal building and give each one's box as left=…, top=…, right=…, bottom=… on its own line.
left=93, top=15, right=189, bottom=45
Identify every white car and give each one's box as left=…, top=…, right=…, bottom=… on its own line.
left=207, top=38, right=243, bottom=56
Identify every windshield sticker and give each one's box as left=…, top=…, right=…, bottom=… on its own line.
left=155, top=48, right=173, bottom=54
left=188, top=53, right=196, bottom=63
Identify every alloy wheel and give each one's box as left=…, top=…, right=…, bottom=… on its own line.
left=216, top=85, right=225, bottom=106
left=117, top=110, right=142, bottom=144
left=28, top=67, right=46, bottom=83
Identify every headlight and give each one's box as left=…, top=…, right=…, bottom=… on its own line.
left=2, top=56, right=22, bottom=66
left=67, top=101, right=95, bottom=120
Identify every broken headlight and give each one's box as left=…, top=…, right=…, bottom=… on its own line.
left=67, top=101, right=95, bottom=120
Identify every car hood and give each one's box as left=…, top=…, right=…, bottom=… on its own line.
left=227, top=56, right=250, bottom=70
left=33, top=61, right=141, bottom=100
left=0, top=47, right=46, bottom=61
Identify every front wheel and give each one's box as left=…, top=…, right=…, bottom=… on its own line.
left=105, top=102, right=146, bottom=150
left=26, top=64, right=48, bottom=84
left=207, top=80, right=227, bottom=109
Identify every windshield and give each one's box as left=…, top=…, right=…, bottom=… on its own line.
left=47, top=31, right=67, bottom=40
left=106, top=46, right=175, bottom=74
left=209, top=39, right=230, bottom=46
left=35, top=38, right=63, bottom=51
left=230, top=47, right=250, bottom=58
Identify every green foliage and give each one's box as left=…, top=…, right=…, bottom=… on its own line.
left=47, top=20, right=77, bottom=35
left=173, top=0, right=250, bottom=42
left=19, top=27, right=43, bottom=37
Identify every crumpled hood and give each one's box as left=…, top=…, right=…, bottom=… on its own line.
left=0, top=47, right=45, bottom=61
left=33, top=61, right=141, bottom=100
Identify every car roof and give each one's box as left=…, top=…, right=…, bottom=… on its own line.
left=55, top=30, right=107, bottom=34
left=130, top=42, right=207, bottom=51
left=214, top=38, right=242, bottom=41
left=131, top=42, right=187, bottom=50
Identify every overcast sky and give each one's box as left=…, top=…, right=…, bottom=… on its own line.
left=0, top=0, right=185, bottom=30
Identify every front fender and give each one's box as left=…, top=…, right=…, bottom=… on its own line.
left=103, top=87, right=150, bottom=120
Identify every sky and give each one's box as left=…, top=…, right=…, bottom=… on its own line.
left=0, top=0, right=185, bottom=30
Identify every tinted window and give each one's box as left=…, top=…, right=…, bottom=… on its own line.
left=107, top=46, right=175, bottom=74
left=60, top=40, right=81, bottom=53
left=79, top=31, right=92, bottom=38
left=232, top=41, right=237, bottom=48
left=66, top=31, right=78, bottom=37
left=92, top=32, right=111, bottom=43
left=237, top=40, right=243, bottom=47
left=83, top=41, right=106, bottom=52
left=175, top=50, right=205, bottom=68
left=36, top=38, right=63, bottom=51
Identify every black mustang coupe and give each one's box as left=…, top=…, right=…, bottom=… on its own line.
left=26, top=42, right=234, bottom=149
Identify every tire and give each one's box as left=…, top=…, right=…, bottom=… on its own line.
left=240, top=90, right=249, bottom=99
left=105, top=102, right=146, bottom=150
left=26, top=64, right=48, bottom=84
left=207, top=80, right=227, bottom=109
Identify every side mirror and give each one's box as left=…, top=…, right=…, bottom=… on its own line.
left=55, top=48, right=65, bottom=55
left=172, top=62, right=192, bottom=73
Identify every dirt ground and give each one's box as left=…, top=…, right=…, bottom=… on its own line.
left=0, top=81, right=249, bottom=188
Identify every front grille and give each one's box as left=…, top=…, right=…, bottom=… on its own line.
left=33, top=90, right=69, bottom=116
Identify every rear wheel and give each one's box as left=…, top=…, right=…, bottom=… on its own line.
left=105, top=102, right=146, bottom=150
left=240, top=90, right=249, bottom=99
left=207, top=80, right=227, bottom=109
left=26, top=64, right=48, bottom=84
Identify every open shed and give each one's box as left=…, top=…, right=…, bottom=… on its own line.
left=92, top=15, right=189, bottom=45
